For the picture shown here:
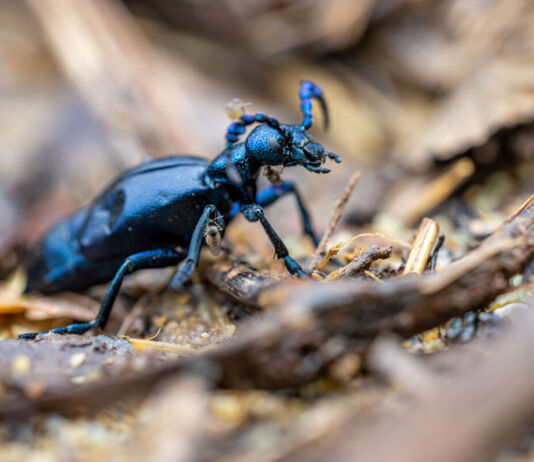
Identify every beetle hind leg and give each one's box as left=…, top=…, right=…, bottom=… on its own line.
left=19, top=248, right=186, bottom=339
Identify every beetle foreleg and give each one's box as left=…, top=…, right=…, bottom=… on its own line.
left=19, top=248, right=186, bottom=339
left=256, top=182, right=319, bottom=247
left=169, top=205, right=224, bottom=291
left=241, top=204, right=307, bottom=277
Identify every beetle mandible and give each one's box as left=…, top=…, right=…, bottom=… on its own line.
left=19, top=80, right=341, bottom=339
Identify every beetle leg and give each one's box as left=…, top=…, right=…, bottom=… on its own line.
left=256, top=182, right=319, bottom=247
left=299, top=80, right=329, bottom=131
left=169, top=205, right=223, bottom=291
left=241, top=204, right=307, bottom=277
left=19, top=248, right=186, bottom=339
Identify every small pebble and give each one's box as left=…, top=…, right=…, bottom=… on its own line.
left=12, top=355, right=31, bottom=374
left=329, top=354, right=361, bottom=383
left=71, top=370, right=101, bottom=385
left=69, top=352, right=86, bottom=369
left=23, top=381, right=46, bottom=399
left=211, top=395, right=246, bottom=425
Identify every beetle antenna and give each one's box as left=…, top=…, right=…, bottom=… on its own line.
left=326, top=152, right=341, bottom=163
left=224, top=80, right=328, bottom=146
left=299, top=80, right=329, bottom=131
left=225, top=113, right=290, bottom=148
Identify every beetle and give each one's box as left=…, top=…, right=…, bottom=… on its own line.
left=19, top=80, right=341, bottom=339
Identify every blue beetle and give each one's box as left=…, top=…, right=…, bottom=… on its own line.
left=20, top=81, right=341, bottom=339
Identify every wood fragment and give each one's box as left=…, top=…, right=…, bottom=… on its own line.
left=325, top=245, right=392, bottom=281
left=429, top=234, right=444, bottom=271
left=0, top=286, right=98, bottom=321
left=403, top=218, right=439, bottom=275
left=125, top=337, right=203, bottom=356
left=206, top=194, right=534, bottom=388
left=309, top=172, right=360, bottom=270
left=315, top=232, right=410, bottom=271
left=206, top=261, right=277, bottom=308
left=419, top=235, right=525, bottom=295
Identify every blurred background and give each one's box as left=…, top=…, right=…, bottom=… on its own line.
left=2, top=0, right=534, bottom=264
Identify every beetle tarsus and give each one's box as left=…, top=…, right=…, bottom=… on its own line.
left=18, top=332, right=38, bottom=340
left=19, top=321, right=98, bottom=339
left=284, top=256, right=307, bottom=277
left=169, top=259, right=195, bottom=291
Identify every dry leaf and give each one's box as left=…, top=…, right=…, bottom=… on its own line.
left=384, top=0, right=534, bottom=168
left=0, top=284, right=98, bottom=321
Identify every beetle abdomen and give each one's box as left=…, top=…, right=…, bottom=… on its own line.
left=25, top=209, right=124, bottom=293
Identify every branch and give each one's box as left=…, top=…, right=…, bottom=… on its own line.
left=300, top=304, right=534, bottom=462
left=208, top=194, right=534, bottom=388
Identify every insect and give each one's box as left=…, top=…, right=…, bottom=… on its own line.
left=19, top=80, right=341, bottom=339
left=204, top=216, right=224, bottom=256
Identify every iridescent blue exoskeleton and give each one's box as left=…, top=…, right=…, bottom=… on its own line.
left=20, top=81, right=341, bottom=339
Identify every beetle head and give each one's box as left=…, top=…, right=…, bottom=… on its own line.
left=246, top=124, right=341, bottom=174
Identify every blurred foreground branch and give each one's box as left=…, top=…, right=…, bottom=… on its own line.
left=298, top=305, right=534, bottom=462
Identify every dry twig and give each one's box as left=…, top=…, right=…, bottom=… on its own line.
left=207, top=262, right=277, bottom=308
left=309, top=172, right=360, bottom=270
left=403, top=218, right=439, bottom=275
left=325, top=245, right=392, bottom=281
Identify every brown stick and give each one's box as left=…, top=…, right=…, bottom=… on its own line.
left=386, top=158, right=475, bottom=225
left=403, top=218, right=439, bottom=275
left=325, top=245, right=392, bottom=281
left=309, top=172, right=360, bottom=270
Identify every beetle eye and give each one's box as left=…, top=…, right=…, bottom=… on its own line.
left=267, top=135, right=283, bottom=154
